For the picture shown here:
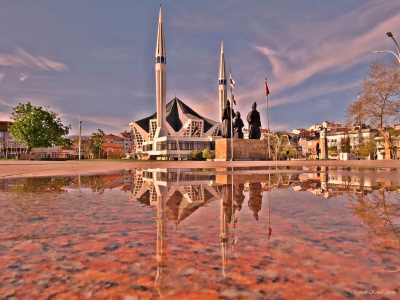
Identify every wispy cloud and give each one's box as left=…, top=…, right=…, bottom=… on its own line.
left=267, top=80, right=361, bottom=109
left=0, top=97, right=13, bottom=108
left=0, top=48, right=67, bottom=71
left=254, top=2, right=400, bottom=94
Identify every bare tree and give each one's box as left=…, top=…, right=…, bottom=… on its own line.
left=347, top=97, right=367, bottom=127
left=347, top=63, right=400, bottom=159
left=361, top=63, right=400, bottom=128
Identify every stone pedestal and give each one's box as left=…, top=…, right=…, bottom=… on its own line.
left=215, top=138, right=269, bottom=161
left=320, top=128, right=328, bottom=160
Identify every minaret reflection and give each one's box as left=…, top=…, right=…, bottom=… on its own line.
left=219, top=181, right=232, bottom=277
left=135, top=169, right=221, bottom=292
left=219, top=172, right=247, bottom=277
left=154, top=177, right=168, bottom=295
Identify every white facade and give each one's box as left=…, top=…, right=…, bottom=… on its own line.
left=327, top=129, right=377, bottom=151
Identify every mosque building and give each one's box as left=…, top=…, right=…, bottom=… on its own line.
left=129, top=7, right=227, bottom=160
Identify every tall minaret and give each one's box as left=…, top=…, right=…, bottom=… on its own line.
left=155, top=6, right=167, bottom=138
left=218, top=41, right=227, bottom=122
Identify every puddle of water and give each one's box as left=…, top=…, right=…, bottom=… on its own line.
left=0, top=167, right=399, bottom=299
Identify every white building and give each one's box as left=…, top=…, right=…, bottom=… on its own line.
left=326, top=128, right=377, bottom=152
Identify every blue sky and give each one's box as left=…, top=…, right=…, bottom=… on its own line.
left=0, top=0, right=399, bottom=134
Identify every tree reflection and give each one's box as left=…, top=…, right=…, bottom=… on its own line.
left=350, top=188, right=400, bottom=249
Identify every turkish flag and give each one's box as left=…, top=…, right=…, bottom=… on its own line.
left=265, top=78, right=270, bottom=96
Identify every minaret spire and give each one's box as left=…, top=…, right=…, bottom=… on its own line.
left=154, top=5, right=167, bottom=138
left=218, top=41, right=227, bottom=123
left=155, top=5, right=166, bottom=61
left=219, top=41, right=226, bottom=81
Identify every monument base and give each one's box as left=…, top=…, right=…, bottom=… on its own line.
left=215, top=138, right=269, bottom=161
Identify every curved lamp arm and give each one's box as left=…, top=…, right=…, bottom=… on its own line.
left=374, top=50, right=400, bottom=64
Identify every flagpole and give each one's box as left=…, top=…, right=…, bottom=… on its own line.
left=229, top=67, right=234, bottom=162
left=230, top=98, right=234, bottom=161
left=267, top=93, right=270, bottom=160
left=267, top=172, right=272, bottom=241
left=265, top=78, right=271, bottom=160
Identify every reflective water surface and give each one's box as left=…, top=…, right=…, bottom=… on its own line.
left=0, top=167, right=399, bottom=299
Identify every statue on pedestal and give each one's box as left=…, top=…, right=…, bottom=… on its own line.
left=246, top=102, right=261, bottom=139
left=222, top=100, right=235, bottom=138
left=233, top=111, right=244, bottom=139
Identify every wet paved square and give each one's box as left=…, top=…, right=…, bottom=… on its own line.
left=0, top=167, right=399, bottom=299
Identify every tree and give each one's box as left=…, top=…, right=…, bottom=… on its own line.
left=360, top=63, right=400, bottom=128
left=347, top=97, right=367, bottom=127
left=347, top=63, right=400, bottom=159
left=340, top=136, right=351, bottom=153
left=358, top=140, right=376, bottom=159
left=10, top=102, right=70, bottom=151
left=89, top=129, right=105, bottom=159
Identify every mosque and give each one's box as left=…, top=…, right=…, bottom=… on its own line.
left=129, top=7, right=228, bottom=160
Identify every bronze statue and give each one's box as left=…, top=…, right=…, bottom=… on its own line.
left=247, top=102, right=261, bottom=139
left=233, top=111, right=244, bottom=139
left=222, top=100, right=235, bottom=138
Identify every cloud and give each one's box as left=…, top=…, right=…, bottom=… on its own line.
left=0, top=48, right=67, bottom=71
left=63, top=113, right=130, bottom=134
left=0, top=97, right=13, bottom=108
left=267, top=80, right=361, bottom=109
left=254, top=2, right=400, bottom=94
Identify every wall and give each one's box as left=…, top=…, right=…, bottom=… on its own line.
left=215, top=138, right=269, bottom=161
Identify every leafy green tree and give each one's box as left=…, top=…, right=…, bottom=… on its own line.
left=10, top=102, right=70, bottom=151
left=90, top=129, right=105, bottom=158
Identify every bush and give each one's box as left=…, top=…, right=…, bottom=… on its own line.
left=328, top=146, right=338, bottom=156
left=202, top=148, right=214, bottom=160
left=191, top=150, right=204, bottom=160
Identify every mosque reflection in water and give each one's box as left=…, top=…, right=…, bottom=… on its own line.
left=1, top=167, right=399, bottom=298
left=132, top=169, right=271, bottom=287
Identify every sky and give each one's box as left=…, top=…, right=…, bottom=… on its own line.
left=0, top=0, right=399, bottom=135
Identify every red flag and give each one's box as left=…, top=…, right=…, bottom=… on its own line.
left=265, top=78, right=270, bottom=96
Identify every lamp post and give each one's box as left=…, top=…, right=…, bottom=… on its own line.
left=387, top=32, right=400, bottom=56
left=374, top=31, right=400, bottom=64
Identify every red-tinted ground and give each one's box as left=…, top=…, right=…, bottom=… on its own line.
left=0, top=170, right=399, bottom=299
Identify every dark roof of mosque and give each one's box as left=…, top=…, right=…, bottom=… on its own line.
left=134, top=97, right=216, bottom=133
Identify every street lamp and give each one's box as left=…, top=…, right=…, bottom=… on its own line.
left=386, top=32, right=400, bottom=55
left=374, top=31, right=400, bottom=64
